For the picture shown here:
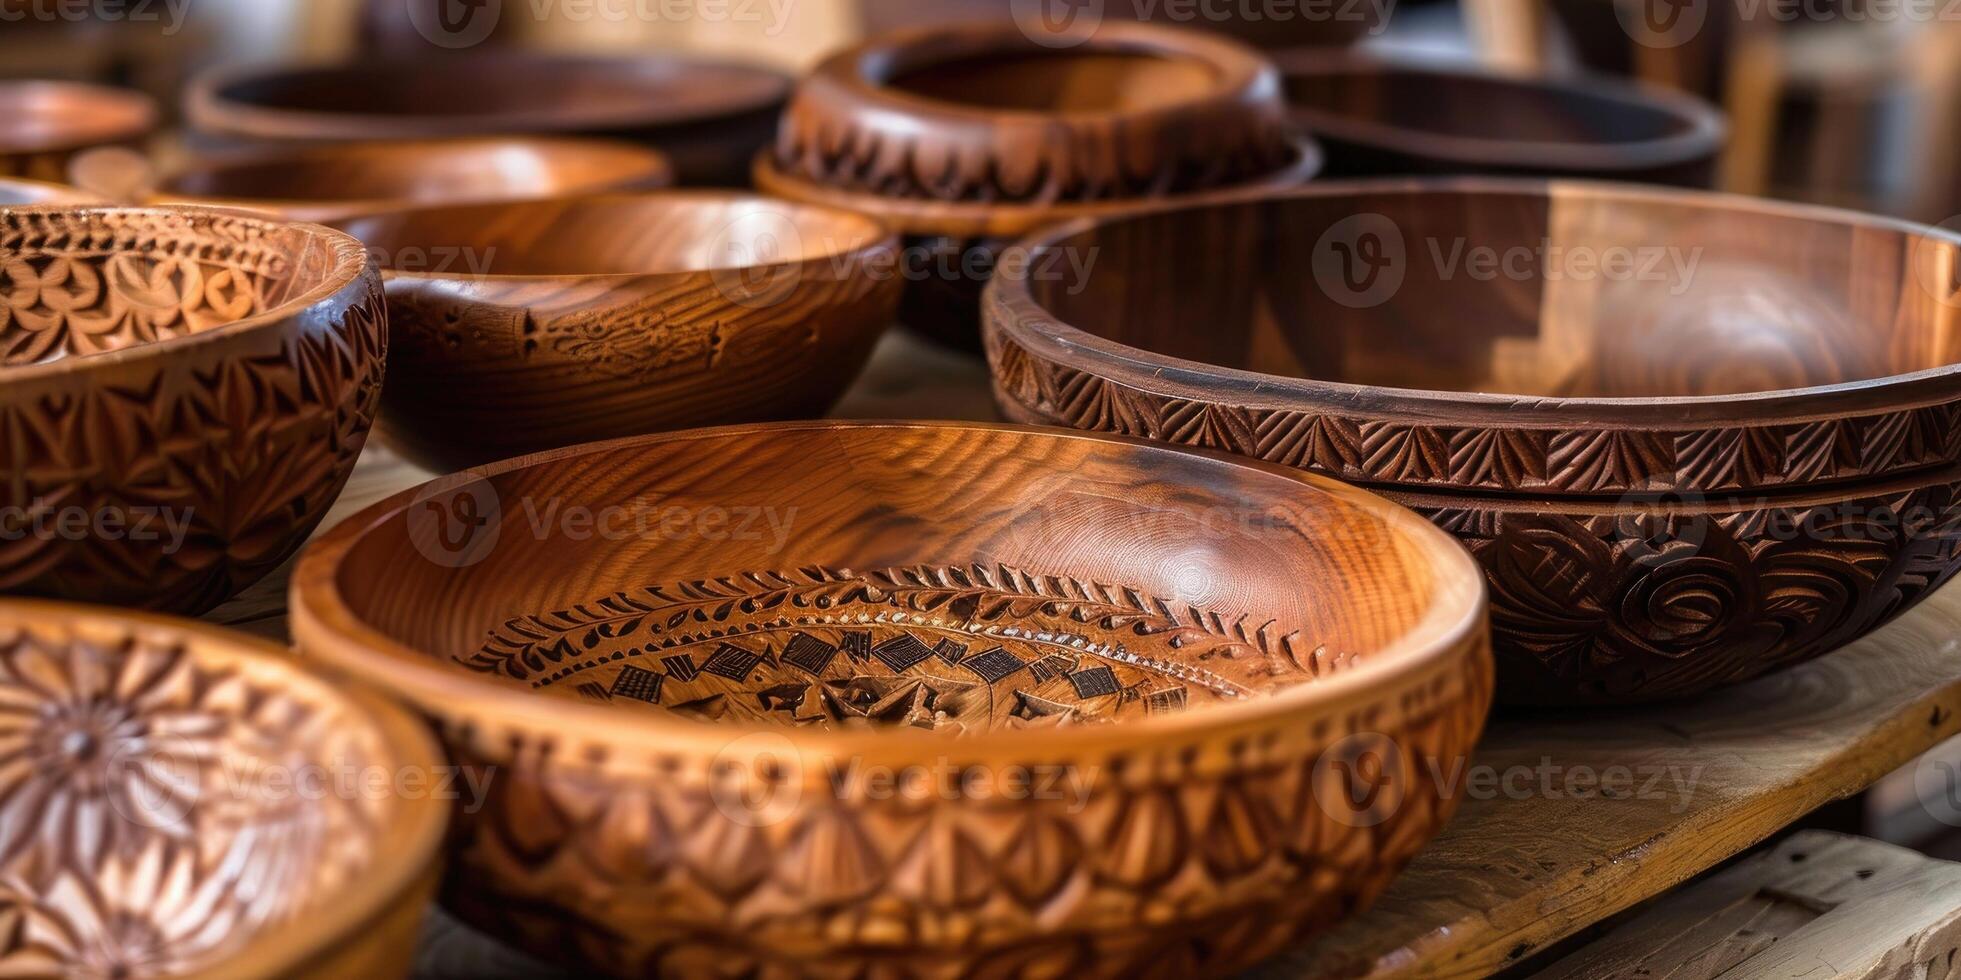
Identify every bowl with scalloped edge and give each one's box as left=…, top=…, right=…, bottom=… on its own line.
left=291, top=420, right=1492, bottom=977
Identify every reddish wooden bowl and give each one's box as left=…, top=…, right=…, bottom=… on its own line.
left=0, top=206, right=385, bottom=613
left=1277, top=51, right=1727, bottom=186
left=0, top=81, right=156, bottom=182
left=984, top=179, right=1961, bottom=703
left=291, top=420, right=1491, bottom=977
left=184, top=53, right=790, bottom=187
left=144, top=137, right=674, bottom=222
left=0, top=600, right=447, bottom=979
left=330, top=192, right=900, bottom=471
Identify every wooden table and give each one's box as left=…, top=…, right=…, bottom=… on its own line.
left=205, top=331, right=1961, bottom=979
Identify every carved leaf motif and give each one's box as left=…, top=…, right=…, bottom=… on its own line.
left=1446, top=427, right=1548, bottom=489
left=888, top=820, right=995, bottom=910
left=1097, top=790, right=1188, bottom=890
left=1547, top=429, right=1673, bottom=492
left=1157, top=400, right=1255, bottom=455
left=1674, top=426, right=1785, bottom=490
left=1784, top=418, right=1863, bottom=483
left=994, top=815, right=1083, bottom=909
left=775, top=810, right=886, bottom=904
left=1359, top=421, right=1448, bottom=483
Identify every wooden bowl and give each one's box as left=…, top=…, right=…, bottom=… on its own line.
left=0, top=206, right=385, bottom=613
left=184, top=53, right=790, bottom=187
left=758, top=21, right=1316, bottom=347
left=330, top=192, right=900, bottom=472
left=290, top=420, right=1492, bottom=977
left=0, top=176, right=99, bottom=205
left=1278, top=51, right=1727, bottom=186
left=984, top=179, right=1961, bottom=703
left=0, top=81, right=156, bottom=183
left=0, top=600, right=446, bottom=978
left=143, top=137, right=674, bottom=222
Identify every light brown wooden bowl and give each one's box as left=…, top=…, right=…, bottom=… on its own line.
left=0, top=600, right=447, bottom=979
left=1277, top=50, right=1726, bottom=186
left=291, top=420, right=1492, bottom=977
left=184, top=53, right=790, bottom=187
left=0, top=176, right=99, bottom=205
left=330, top=192, right=900, bottom=472
left=0, top=81, right=156, bottom=182
left=143, top=137, right=674, bottom=223
left=0, top=206, right=385, bottom=613
left=984, top=178, right=1961, bottom=703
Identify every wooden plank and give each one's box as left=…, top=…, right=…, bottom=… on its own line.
left=1531, top=831, right=1961, bottom=979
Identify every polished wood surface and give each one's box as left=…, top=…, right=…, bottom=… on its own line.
left=0, top=599, right=446, bottom=979
left=1277, top=50, right=1726, bottom=186
left=0, top=206, right=385, bottom=613
left=331, top=191, right=901, bottom=471
left=986, top=178, right=1961, bottom=701
left=290, top=420, right=1491, bottom=977
left=0, top=81, right=155, bottom=183
left=184, top=53, right=791, bottom=187
left=141, top=137, right=674, bottom=222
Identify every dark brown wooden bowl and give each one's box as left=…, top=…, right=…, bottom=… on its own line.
left=183, top=53, right=790, bottom=187
left=0, top=81, right=156, bottom=183
left=0, top=599, right=447, bottom=979
left=330, top=192, right=900, bottom=472
left=290, top=420, right=1492, bottom=977
left=0, top=206, right=385, bottom=613
left=1277, top=51, right=1727, bottom=186
left=0, top=176, right=99, bottom=205
left=983, top=178, right=1961, bottom=703
left=144, top=137, right=674, bottom=222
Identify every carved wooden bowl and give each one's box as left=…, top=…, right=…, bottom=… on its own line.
left=184, top=53, right=790, bottom=187
left=145, top=137, right=674, bottom=222
left=0, top=81, right=156, bottom=183
left=1278, top=51, right=1727, bottom=186
left=0, top=206, right=386, bottom=613
left=0, top=176, right=98, bottom=205
left=330, top=192, right=900, bottom=472
left=754, top=21, right=1320, bottom=347
left=984, top=179, right=1961, bottom=703
left=290, top=421, right=1493, bottom=977
left=0, top=600, right=447, bottom=978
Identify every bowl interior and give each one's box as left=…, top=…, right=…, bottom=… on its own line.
left=0, top=207, right=356, bottom=366
left=1019, top=184, right=1961, bottom=399
left=326, top=425, right=1467, bottom=733
left=0, top=82, right=153, bottom=154
left=335, top=193, right=887, bottom=277
left=1284, top=63, right=1695, bottom=149
left=882, top=47, right=1220, bottom=113
left=160, top=139, right=666, bottom=205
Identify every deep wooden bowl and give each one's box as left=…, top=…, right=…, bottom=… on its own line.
left=0, top=81, right=156, bottom=183
left=984, top=179, right=1961, bottom=703
left=330, top=192, right=900, bottom=472
left=291, top=420, right=1492, bottom=977
left=0, top=206, right=385, bottom=613
left=145, top=137, right=674, bottom=222
left=0, top=600, right=446, bottom=978
left=0, top=176, right=99, bottom=205
left=1278, top=51, right=1727, bottom=186
left=184, top=53, right=790, bottom=187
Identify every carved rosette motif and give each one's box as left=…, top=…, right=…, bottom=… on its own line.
left=420, top=564, right=1493, bottom=976
left=0, top=208, right=386, bottom=613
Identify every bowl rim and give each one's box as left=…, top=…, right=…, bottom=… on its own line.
left=0, top=204, right=376, bottom=383
left=1273, top=49, right=1726, bottom=173
left=290, top=420, right=1489, bottom=765
left=0, top=175, right=102, bottom=205
left=331, top=188, right=900, bottom=284
left=0, top=599, right=448, bottom=980
left=150, top=135, right=677, bottom=217
left=985, top=175, right=1961, bottom=429
left=0, top=80, right=157, bottom=156
left=183, top=52, right=792, bottom=141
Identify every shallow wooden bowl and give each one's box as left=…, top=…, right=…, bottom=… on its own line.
left=0, top=176, right=99, bottom=205
left=984, top=179, right=1961, bottom=703
left=184, top=53, right=790, bottom=187
left=290, top=420, right=1493, bottom=977
left=331, top=192, right=900, bottom=472
left=0, top=600, right=446, bottom=978
left=0, top=206, right=385, bottom=613
left=1278, top=51, right=1726, bottom=186
left=0, top=81, right=156, bottom=182
left=146, top=137, right=674, bottom=222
